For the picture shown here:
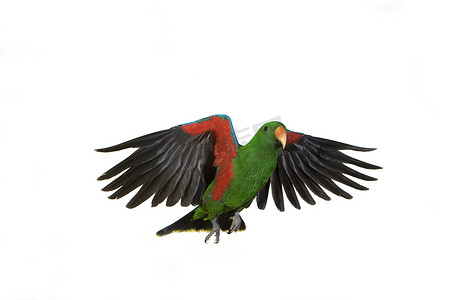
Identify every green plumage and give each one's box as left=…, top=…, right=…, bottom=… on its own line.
left=193, top=122, right=284, bottom=221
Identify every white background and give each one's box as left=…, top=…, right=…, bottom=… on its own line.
left=1, top=0, right=449, bottom=299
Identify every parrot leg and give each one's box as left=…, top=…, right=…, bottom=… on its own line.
left=204, top=218, right=220, bottom=244
left=228, top=211, right=242, bottom=234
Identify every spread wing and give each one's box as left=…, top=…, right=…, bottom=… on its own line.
left=96, top=114, right=238, bottom=208
left=256, top=131, right=381, bottom=211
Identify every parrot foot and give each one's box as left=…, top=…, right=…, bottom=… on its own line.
left=228, top=212, right=242, bottom=234
left=205, top=218, right=220, bottom=244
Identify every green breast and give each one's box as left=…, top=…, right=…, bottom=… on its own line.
left=222, top=144, right=280, bottom=209
left=196, top=141, right=281, bottom=220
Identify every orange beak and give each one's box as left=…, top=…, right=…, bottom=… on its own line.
left=275, top=126, right=287, bottom=149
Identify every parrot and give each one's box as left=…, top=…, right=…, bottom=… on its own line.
left=96, top=114, right=381, bottom=243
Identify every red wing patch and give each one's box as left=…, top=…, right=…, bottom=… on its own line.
left=182, top=115, right=238, bottom=201
left=286, top=131, right=303, bottom=145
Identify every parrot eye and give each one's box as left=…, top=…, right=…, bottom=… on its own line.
left=263, top=126, right=268, bottom=132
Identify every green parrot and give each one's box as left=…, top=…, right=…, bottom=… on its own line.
left=97, top=114, right=380, bottom=243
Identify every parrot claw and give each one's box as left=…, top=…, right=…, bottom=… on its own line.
left=228, top=212, right=242, bottom=234
left=205, top=218, right=220, bottom=244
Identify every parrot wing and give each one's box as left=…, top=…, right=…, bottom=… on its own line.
left=256, top=131, right=381, bottom=211
left=96, top=115, right=239, bottom=208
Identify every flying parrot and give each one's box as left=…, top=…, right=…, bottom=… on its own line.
left=97, top=114, right=381, bottom=243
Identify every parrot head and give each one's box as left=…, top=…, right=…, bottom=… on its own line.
left=252, top=121, right=287, bottom=150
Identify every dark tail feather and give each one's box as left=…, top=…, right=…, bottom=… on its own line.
left=156, top=209, right=206, bottom=236
left=156, top=209, right=246, bottom=237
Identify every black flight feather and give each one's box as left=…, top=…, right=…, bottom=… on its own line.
left=257, top=134, right=380, bottom=210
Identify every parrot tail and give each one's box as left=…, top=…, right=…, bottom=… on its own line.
left=156, top=209, right=246, bottom=236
